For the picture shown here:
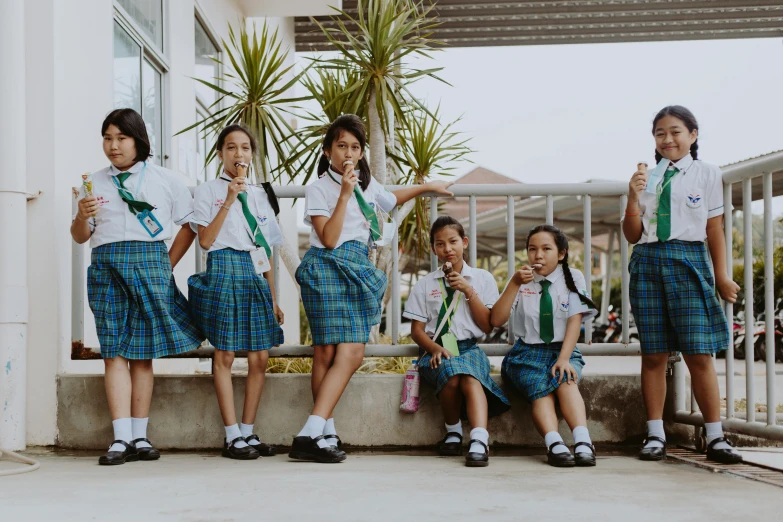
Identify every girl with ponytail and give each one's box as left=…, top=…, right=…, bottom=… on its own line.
left=490, top=225, right=598, bottom=468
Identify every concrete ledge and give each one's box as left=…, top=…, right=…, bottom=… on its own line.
left=57, top=374, right=648, bottom=450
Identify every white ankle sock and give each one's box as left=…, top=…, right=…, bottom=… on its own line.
left=131, top=417, right=151, bottom=448
left=544, top=431, right=569, bottom=454
left=445, top=420, right=462, bottom=444
left=323, top=418, right=339, bottom=447
left=705, top=421, right=731, bottom=450
left=572, top=426, right=593, bottom=454
left=297, top=415, right=329, bottom=448
left=469, top=428, right=489, bottom=454
left=240, top=423, right=258, bottom=445
left=225, top=424, right=248, bottom=448
left=110, top=418, right=132, bottom=452
left=645, top=420, right=666, bottom=449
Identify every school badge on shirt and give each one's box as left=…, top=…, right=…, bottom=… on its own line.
left=686, top=192, right=703, bottom=209
left=559, top=299, right=569, bottom=313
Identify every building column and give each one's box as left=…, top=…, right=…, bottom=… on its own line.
left=0, top=0, right=28, bottom=451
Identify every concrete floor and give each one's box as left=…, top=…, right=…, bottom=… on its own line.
left=2, top=450, right=782, bottom=521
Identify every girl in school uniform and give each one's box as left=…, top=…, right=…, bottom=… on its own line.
left=491, top=224, right=598, bottom=467
left=623, top=105, right=742, bottom=464
left=290, top=114, right=453, bottom=463
left=70, top=108, right=204, bottom=466
left=404, top=216, right=510, bottom=467
left=187, top=124, right=285, bottom=460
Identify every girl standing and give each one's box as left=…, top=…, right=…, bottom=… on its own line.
left=291, top=114, right=453, bottom=463
left=188, top=125, right=285, bottom=460
left=71, top=108, right=203, bottom=465
left=623, top=105, right=741, bottom=464
left=491, top=225, right=598, bottom=467
left=404, top=216, right=510, bottom=467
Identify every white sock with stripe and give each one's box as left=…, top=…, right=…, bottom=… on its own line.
left=469, top=428, right=489, bottom=454
left=445, top=420, right=462, bottom=444
left=109, top=418, right=132, bottom=452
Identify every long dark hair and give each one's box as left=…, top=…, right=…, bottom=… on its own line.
left=316, top=114, right=371, bottom=191
left=101, top=108, right=151, bottom=162
left=652, top=105, right=699, bottom=164
left=216, top=124, right=279, bottom=216
left=526, top=224, right=598, bottom=310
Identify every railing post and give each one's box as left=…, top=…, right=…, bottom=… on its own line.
left=620, top=195, right=630, bottom=343
left=391, top=207, right=400, bottom=345
left=724, top=182, right=734, bottom=419
left=583, top=195, right=592, bottom=343
left=507, top=195, right=515, bottom=344
left=430, top=196, right=438, bottom=271
left=469, top=195, right=477, bottom=266
left=545, top=195, right=554, bottom=225
left=743, top=178, right=755, bottom=423
left=600, top=230, right=615, bottom=326
left=763, top=172, right=775, bottom=426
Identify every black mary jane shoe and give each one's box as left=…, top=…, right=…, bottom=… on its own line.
left=574, top=442, right=596, bottom=467
left=638, top=436, right=667, bottom=461
left=131, top=438, right=161, bottom=461
left=436, top=432, right=463, bottom=457
left=222, top=436, right=260, bottom=460
left=288, top=435, right=347, bottom=463
left=546, top=441, right=575, bottom=468
left=323, top=434, right=343, bottom=449
left=706, top=437, right=742, bottom=464
left=465, top=440, right=489, bottom=468
left=245, top=434, right=277, bottom=457
left=98, top=440, right=140, bottom=466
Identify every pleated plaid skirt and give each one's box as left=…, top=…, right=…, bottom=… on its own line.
left=87, top=241, right=204, bottom=360
left=629, top=240, right=729, bottom=355
left=501, top=340, right=585, bottom=403
left=188, top=249, right=284, bottom=352
left=295, top=241, right=386, bottom=345
left=418, top=339, right=510, bottom=418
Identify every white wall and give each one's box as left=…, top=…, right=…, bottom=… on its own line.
left=23, top=0, right=306, bottom=445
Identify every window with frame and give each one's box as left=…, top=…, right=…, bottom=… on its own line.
left=113, top=6, right=166, bottom=166
left=194, top=15, right=221, bottom=183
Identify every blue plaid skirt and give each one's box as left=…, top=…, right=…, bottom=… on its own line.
left=187, top=249, right=284, bottom=352
left=501, top=339, right=585, bottom=403
left=296, top=241, right=386, bottom=345
left=418, top=339, right=510, bottom=418
left=629, top=240, right=729, bottom=355
left=87, top=241, right=204, bottom=360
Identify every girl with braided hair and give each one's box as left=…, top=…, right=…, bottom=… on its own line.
left=491, top=225, right=598, bottom=467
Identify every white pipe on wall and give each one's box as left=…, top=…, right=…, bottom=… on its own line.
left=0, top=0, right=28, bottom=451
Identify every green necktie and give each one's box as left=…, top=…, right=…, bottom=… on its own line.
left=435, top=282, right=456, bottom=346
left=656, top=167, right=678, bottom=243
left=539, top=279, right=554, bottom=344
left=237, top=192, right=271, bottom=257
left=326, top=171, right=381, bottom=241
left=115, top=172, right=154, bottom=215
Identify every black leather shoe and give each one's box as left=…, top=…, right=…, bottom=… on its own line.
left=222, top=436, right=260, bottom=460
left=288, top=435, right=347, bottom=463
left=245, top=434, right=276, bottom=457
left=98, top=440, right=139, bottom=466
left=639, top=436, right=667, bottom=461
left=706, top=437, right=742, bottom=464
left=131, top=438, right=161, bottom=461
left=547, top=441, right=575, bottom=467
left=323, top=434, right=343, bottom=449
left=436, top=432, right=463, bottom=456
left=574, top=442, right=596, bottom=467
left=465, top=439, right=489, bottom=467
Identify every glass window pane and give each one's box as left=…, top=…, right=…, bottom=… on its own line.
left=195, top=19, right=220, bottom=107
left=117, top=0, right=163, bottom=51
left=113, top=22, right=141, bottom=113
left=142, top=59, right=163, bottom=165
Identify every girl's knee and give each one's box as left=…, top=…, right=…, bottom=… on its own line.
left=641, top=353, right=669, bottom=371
left=683, top=353, right=714, bottom=371
left=458, top=375, right=480, bottom=392
left=337, top=344, right=365, bottom=369
left=213, top=350, right=235, bottom=369
left=247, top=351, right=269, bottom=373
left=313, top=345, right=337, bottom=367
left=443, top=375, right=461, bottom=391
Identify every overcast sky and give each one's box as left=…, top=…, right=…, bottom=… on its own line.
left=297, top=37, right=783, bottom=214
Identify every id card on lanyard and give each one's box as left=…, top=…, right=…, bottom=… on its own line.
left=111, top=163, right=164, bottom=238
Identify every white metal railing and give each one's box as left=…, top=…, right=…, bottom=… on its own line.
left=71, top=175, right=782, bottom=441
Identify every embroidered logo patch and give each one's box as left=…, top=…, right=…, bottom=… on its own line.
left=369, top=201, right=376, bottom=210
left=559, top=300, right=569, bottom=312
left=96, top=196, right=110, bottom=206
left=258, top=216, right=268, bottom=225
left=520, top=287, right=538, bottom=297
left=686, top=193, right=703, bottom=209
left=214, top=198, right=225, bottom=208
left=429, top=289, right=443, bottom=299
